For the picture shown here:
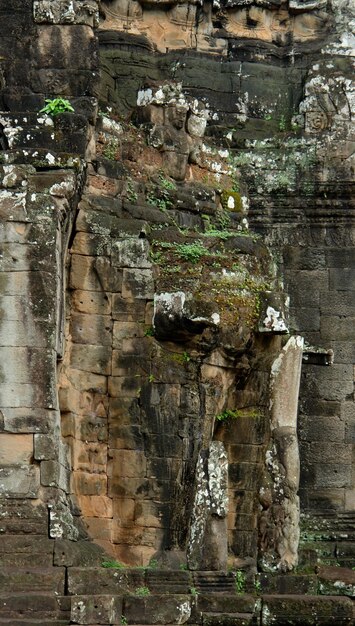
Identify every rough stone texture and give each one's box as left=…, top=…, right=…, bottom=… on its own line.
left=0, top=0, right=354, bottom=624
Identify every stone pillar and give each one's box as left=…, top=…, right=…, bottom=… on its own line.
left=187, top=441, right=228, bottom=570
left=259, top=335, right=304, bottom=572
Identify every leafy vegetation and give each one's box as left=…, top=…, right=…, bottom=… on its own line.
left=235, top=570, right=246, bottom=594
left=103, top=138, right=119, bottom=160
left=102, top=559, right=125, bottom=569
left=147, top=191, right=172, bottom=211
left=215, top=409, right=241, bottom=422
left=135, top=586, right=151, bottom=597
left=216, top=408, right=260, bottom=422
left=174, top=241, right=206, bottom=263
left=40, top=97, right=74, bottom=116
left=158, top=172, right=177, bottom=191
left=126, top=179, right=138, bottom=203
left=254, top=574, right=262, bottom=594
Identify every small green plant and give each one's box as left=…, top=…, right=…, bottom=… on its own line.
left=174, top=241, right=206, bottom=263
left=121, top=616, right=127, bottom=625
left=231, top=175, right=240, bottom=193
left=40, top=97, right=74, bottom=116
left=146, top=191, right=172, bottom=212
left=216, top=409, right=240, bottom=422
left=164, top=264, right=181, bottom=274
left=179, top=563, right=188, bottom=571
left=135, top=586, right=151, bottom=597
left=144, top=327, right=155, bottom=337
left=148, top=558, right=158, bottom=569
left=216, top=209, right=231, bottom=230
left=182, top=351, right=190, bottom=363
left=278, top=114, right=287, bottom=132
left=103, top=138, right=119, bottom=160
left=235, top=570, right=246, bottom=594
left=148, top=374, right=155, bottom=383
left=158, top=173, right=177, bottom=191
left=126, top=179, right=138, bottom=203
left=190, top=587, right=199, bottom=596
left=254, top=575, right=261, bottom=594
left=102, top=559, right=125, bottom=569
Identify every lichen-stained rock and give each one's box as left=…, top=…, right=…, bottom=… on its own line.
left=34, top=1, right=100, bottom=27
left=260, top=336, right=304, bottom=572
left=0, top=465, right=40, bottom=499
left=258, top=292, right=289, bottom=334
left=71, top=594, right=123, bottom=625
left=124, top=594, right=191, bottom=625
left=153, top=291, right=220, bottom=341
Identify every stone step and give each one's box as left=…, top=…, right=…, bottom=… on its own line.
left=0, top=593, right=70, bottom=620
left=0, top=148, right=83, bottom=169
left=193, top=572, right=235, bottom=593
left=317, top=566, right=355, bottom=598
left=69, top=593, right=257, bottom=625
left=0, top=567, right=65, bottom=594
left=261, top=594, right=354, bottom=625
left=0, top=534, right=55, bottom=567
left=146, top=570, right=191, bottom=593
left=257, top=573, right=318, bottom=595
left=202, top=612, right=254, bottom=626
left=0, top=617, right=69, bottom=626
left=70, top=593, right=192, bottom=625
left=0, top=551, right=55, bottom=567
left=301, top=512, right=355, bottom=538
left=196, top=594, right=256, bottom=615
left=0, top=500, right=48, bottom=535
left=68, top=566, right=146, bottom=595
left=0, top=112, right=88, bottom=155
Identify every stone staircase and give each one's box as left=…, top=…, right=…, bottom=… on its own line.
left=0, top=524, right=354, bottom=625
left=299, top=511, right=355, bottom=569
left=0, top=566, right=70, bottom=625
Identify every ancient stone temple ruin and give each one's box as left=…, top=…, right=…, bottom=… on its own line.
left=0, top=0, right=354, bottom=624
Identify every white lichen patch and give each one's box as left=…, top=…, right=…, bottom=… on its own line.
left=176, top=600, right=191, bottom=624
left=154, top=291, right=186, bottom=323
left=208, top=441, right=228, bottom=517
left=262, top=306, right=288, bottom=333
left=0, top=116, right=23, bottom=149
left=49, top=174, right=76, bottom=198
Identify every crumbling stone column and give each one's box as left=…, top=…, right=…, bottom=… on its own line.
left=259, top=336, right=304, bottom=572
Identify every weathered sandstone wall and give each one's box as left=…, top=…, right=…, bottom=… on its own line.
left=0, top=0, right=354, bottom=587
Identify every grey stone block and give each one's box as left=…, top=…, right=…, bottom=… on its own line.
left=1, top=407, right=55, bottom=433
left=298, top=415, right=345, bottom=443
left=289, top=307, right=320, bottom=332
left=321, top=316, right=355, bottom=341
left=122, top=268, right=154, bottom=299
left=70, top=344, right=111, bottom=375
left=284, top=270, right=328, bottom=307
left=329, top=267, right=355, bottom=291
left=41, top=460, right=69, bottom=491
left=34, top=433, right=58, bottom=460
left=303, top=442, right=352, bottom=465
left=314, top=464, right=352, bottom=489
left=0, top=464, right=40, bottom=498
left=283, top=245, right=326, bottom=270
left=112, top=238, right=151, bottom=269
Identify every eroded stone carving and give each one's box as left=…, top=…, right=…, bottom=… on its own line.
left=259, top=336, right=303, bottom=572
